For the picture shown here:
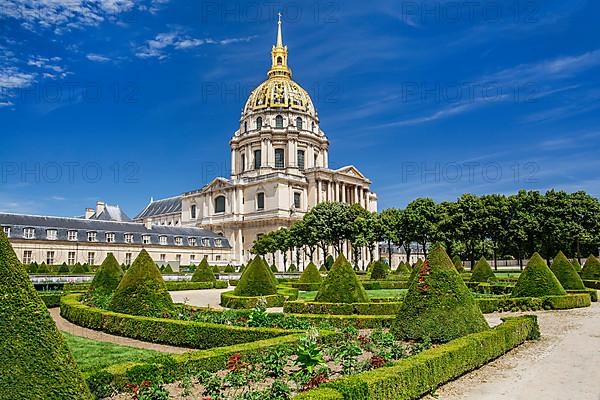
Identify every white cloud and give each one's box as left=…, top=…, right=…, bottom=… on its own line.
left=86, top=53, right=111, bottom=62
left=136, top=32, right=256, bottom=60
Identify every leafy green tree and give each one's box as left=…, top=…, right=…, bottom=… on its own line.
left=404, top=198, right=438, bottom=259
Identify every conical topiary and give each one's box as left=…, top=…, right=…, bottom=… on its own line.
left=234, top=256, right=278, bottom=297
left=571, top=258, right=582, bottom=272
left=396, top=261, right=410, bottom=275
left=0, top=232, right=93, bottom=399
left=550, top=251, right=585, bottom=290
left=581, top=255, right=600, bottom=280
left=393, top=244, right=489, bottom=343
left=162, top=264, right=174, bottom=274
left=407, top=259, right=424, bottom=284
left=262, top=257, right=279, bottom=287
left=224, top=264, right=235, bottom=273
left=71, top=263, right=85, bottom=274
left=58, top=263, right=70, bottom=273
left=299, top=262, right=323, bottom=284
left=319, top=264, right=327, bottom=272
left=109, top=250, right=173, bottom=317
left=370, top=260, right=389, bottom=280
left=314, top=254, right=369, bottom=303
left=470, top=257, right=496, bottom=283
left=27, top=262, right=38, bottom=274
left=38, top=262, right=49, bottom=273
left=271, top=263, right=279, bottom=273
left=452, top=255, right=465, bottom=272
left=191, top=258, right=217, bottom=283
left=511, top=252, right=566, bottom=298
left=88, top=253, right=124, bottom=297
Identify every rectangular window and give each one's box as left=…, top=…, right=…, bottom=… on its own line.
left=241, top=154, right=246, bottom=172
left=202, top=238, right=210, bottom=247
left=191, top=204, right=197, bottom=219
left=275, top=148, right=285, bottom=168
left=297, top=150, right=305, bottom=170
left=175, top=237, right=183, bottom=246
left=2, top=226, right=10, bottom=237
left=68, top=230, right=78, bottom=241
left=142, top=235, right=151, bottom=245
left=87, top=252, right=95, bottom=265
left=190, top=255, right=196, bottom=263
left=216, top=255, right=222, bottom=261
left=125, top=253, right=132, bottom=265
left=294, top=192, right=302, bottom=209
left=46, top=251, right=55, bottom=265
left=24, top=228, right=35, bottom=239
left=176, top=254, right=181, bottom=262
left=215, top=239, right=223, bottom=247
left=106, top=233, right=115, bottom=243
left=257, top=192, right=265, bottom=210
left=68, top=252, right=76, bottom=265
left=160, top=236, right=167, bottom=245
left=160, top=254, right=166, bottom=262
left=87, top=232, right=97, bottom=242
left=46, top=229, right=57, bottom=240
left=189, top=237, right=197, bottom=246
left=23, top=250, right=32, bottom=264
left=125, top=234, right=134, bottom=244
left=254, top=149, right=262, bottom=169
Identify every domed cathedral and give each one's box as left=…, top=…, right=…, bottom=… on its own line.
left=135, top=17, right=378, bottom=266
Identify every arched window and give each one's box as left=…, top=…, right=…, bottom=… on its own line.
left=214, top=196, right=226, bottom=214
left=277, top=56, right=283, bottom=65
left=257, top=192, right=265, bottom=210
left=190, top=204, right=197, bottom=219
left=275, top=115, right=284, bottom=128
left=296, top=117, right=303, bottom=130
left=275, top=148, right=285, bottom=168
left=256, top=117, right=262, bottom=130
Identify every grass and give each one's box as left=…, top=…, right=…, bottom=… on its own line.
left=298, top=289, right=407, bottom=301
left=62, top=332, right=167, bottom=373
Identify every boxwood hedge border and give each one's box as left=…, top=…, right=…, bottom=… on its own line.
left=295, top=316, right=540, bottom=400
left=284, top=301, right=402, bottom=316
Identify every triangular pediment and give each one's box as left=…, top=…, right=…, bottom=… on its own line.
left=335, top=165, right=368, bottom=180
left=202, top=177, right=233, bottom=192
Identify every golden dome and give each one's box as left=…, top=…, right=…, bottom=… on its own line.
left=243, top=77, right=316, bottom=117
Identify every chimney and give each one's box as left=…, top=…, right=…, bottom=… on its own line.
left=84, top=208, right=95, bottom=219
left=96, top=201, right=106, bottom=217
left=145, top=218, right=153, bottom=230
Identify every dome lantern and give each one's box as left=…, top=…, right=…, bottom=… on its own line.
left=268, top=13, right=292, bottom=79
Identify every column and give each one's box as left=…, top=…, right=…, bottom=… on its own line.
left=245, top=144, right=251, bottom=171
left=354, top=185, right=359, bottom=205
left=231, top=149, right=236, bottom=176
left=261, top=139, right=267, bottom=168
left=334, top=182, right=339, bottom=202
left=317, top=180, right=321, bottom=203
left=341, top=183, right=346, bottom=203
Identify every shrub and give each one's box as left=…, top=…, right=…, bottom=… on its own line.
left=109, top=250, right=174, bottom=317
left=162, top=264, right=174, bottom=274
left=393, top=244, right=489, bottom=343
left=224, top=264, right=235, bottom=273
left=550, top=251, right=585, bottom=290
left=370, top=260, right=389, bottom=280
left=296, top=316, right=539, bottom=400
left=511, top=252, right=567, bottom=298
left=57, top=263, right=70, bottom=273
left=288, top=264, right=299, bottom=272
left=315, top=254, right=369, bottom=303
left=395, top=261, right=410, bottom=275
left=38, top=262, right=50, bottom=273
left=191, top=258, right=217, bottom=283
left=319, top=264, right=328, bottom=272
left=325, top=255, right=334, bottom=271
left=571, top=258, right=582, bottom=272
left=470, top=257, right=496, bottom=283
left=581, top=255, right=600, bottom=280
left=452, top=255, right=465, bottom=272
left=234, top=256, right=278, bottom=297
left=212, top=265, right=221, bottom=273
left=0, top=232, right=92, bottom=399
left=88, top=253, right=124, bottom=298
left=27, top=262, right=39, bottom=273
left=299, top=262, right=323, bottom=285
left=271, top=263, right=279, bottom=273
left=71, top=263, right=86, bottom=274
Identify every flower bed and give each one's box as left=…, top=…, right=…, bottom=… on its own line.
left=220, top=286, right=299, bottom=309
left=60, top=294, right=295, bottom=349
left=284, top=301, right=402, bottom=316
left=295, top=316, right=540, bottom=400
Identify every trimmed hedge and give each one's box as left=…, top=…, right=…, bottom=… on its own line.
left=40, top=292, right=63, bottom=308
left=296, top=316, right=540, bottom=400
left=165, top=280, right=228, bottom=291
left=0, top=232, right=93, bottom=399
left=291, top=282, right=322, bottom=291
left=362, top=281, right=408, bottom=290
left=283, top=301, right=402, bottom=316
left=220, top=292, right=286, bottom=309
left=512, top=252, right=566, bottom=298
left=566, top=289, right=597, bottom=302
left=61, top=294, right=294, bottom=349
left=85, top=330, right=343, bottom=398
left=476, top=294, right=591, bottom=313
left=286, top=314, right=395, bottom=329
left=583, top=280, right=600, bottom=289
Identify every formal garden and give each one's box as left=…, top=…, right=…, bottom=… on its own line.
left=2, top=191, right=600, bottom=399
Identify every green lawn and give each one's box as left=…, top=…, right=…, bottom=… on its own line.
left=62, top=332, right=166, bottom=373
left=298, top=289, right=407, bottom=301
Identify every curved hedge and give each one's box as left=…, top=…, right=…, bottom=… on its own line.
left=296, top=316, right=540, bottom=400
left=0, top=232, right=92, bottom=400
left=220, top=292, right=286, bottom=309
left=61, top=294, right=293, bottom=349
left=512, top=252, right=566, bottom=298
left=283, top=301, right=402, bottom=316
left=477, top=293, right=591, bottom=313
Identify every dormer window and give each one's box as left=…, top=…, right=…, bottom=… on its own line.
left=2, top=226, right=10, bottom=238
left=125, top=233, right=134, bottom=244
left=189, top=237, right=197, bottom=246
left=160, top=236, right=167, bottom=245
left=87, top=232, right=97, bottom=242
left=202, top=238, right=211, bottom=247
left=46, top=229, right=58, bottom=240
left=275, top=115, right=284, bottom=128
left=23, top=228, right=35, bottom=239
left=142, top=235, right=151, bottom=245
left=68, top=230, right=78, bottom=241
left=175, top=237, right=183, bottom=246
left=106, top=233, right=115, bottom=243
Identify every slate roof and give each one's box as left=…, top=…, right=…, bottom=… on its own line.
left=135, top=196, right=182, bottom=220
left=0, top=213, right=230, bottom=248
left=89, top=205, right=131, bottom=222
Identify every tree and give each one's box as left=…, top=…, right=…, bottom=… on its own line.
left=404, top=198, right=438, bottom=258
left=379, top=208, right=402, bottom=265
left=273, top=228, right=292, bottom=271
left=481, top=194, right=510, bottom=270
left=305, top=202, right=353, bottom=258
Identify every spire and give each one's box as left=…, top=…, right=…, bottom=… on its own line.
left=268, top=12, right=291, bottom=79
left=276, top=12, right=283, bottom=47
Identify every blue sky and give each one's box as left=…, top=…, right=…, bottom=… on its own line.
left=1, top=0, right=599, bottom=217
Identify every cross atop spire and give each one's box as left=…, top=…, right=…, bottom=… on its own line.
left=276, top=12, right=283, bottom=47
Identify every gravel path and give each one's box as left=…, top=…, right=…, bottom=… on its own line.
left=425, top=301, right=600, bottom=400
left=169, top=288, right=229, bottom=309
left=50, top=308, right=193, bottom=354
